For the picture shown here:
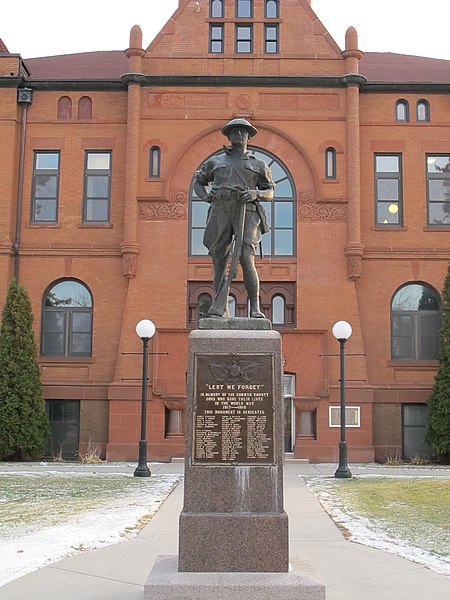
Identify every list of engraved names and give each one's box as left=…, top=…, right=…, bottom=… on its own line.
left=193, top=354, right=275, bottom=465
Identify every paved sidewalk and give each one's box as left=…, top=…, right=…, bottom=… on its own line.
left=0, top=462, right=449, bottom=600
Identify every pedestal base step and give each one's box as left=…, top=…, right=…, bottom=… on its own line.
left=145, top=555, right=326, bottom=600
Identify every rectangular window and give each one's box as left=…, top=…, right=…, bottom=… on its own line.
left=236, top=0, right=252, bottom=18
left=374, top=153, right=402, bottom=226
left=83, top=151, right=111, bottom=223
left=426, top=155, right=450, bottom=226
left=264, top=24, right=278, bottom=53
left=209, top=24, right=224, bottom=53
left=329, top=406, right=361, bottom=428
left=31, top=151, right=60, bottom=223
left=236, top=24, right=253, bottom=53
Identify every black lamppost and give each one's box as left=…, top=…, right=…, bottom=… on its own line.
left=134, top=319, right=156, bottom=477
left=332, top=320, right=353, bottom=479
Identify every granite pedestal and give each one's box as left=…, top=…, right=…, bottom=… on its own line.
left=145, top=320, right=326, bottom=598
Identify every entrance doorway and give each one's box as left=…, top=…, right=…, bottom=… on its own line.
left=402, top=404, right=434, bottom=460
left=45, top=400, right=80, bottom=459
left=283, top=375, right=295, bottom=452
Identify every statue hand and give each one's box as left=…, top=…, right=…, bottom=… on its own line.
left=240, top=189, right=258, bottom=203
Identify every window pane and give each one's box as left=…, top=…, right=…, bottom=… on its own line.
left=275, top=202, right=293, bottom=227
left=35, top=175, right=57, bottom=198
left=392, top=335, right=414, bottom=359
left=420, top=335, right=439, bottom=359
left=396, top=102, right=407, bottom=121
left=265, top=0, right=278, bottom=18
left=34, top=199, right=57, bottom=221
left=72, top=312, right=92, bottom=332
left=198, top=294, right=212, bottom=319
left=427, top=156, right=450, bottom=173
left=211, top=41, right=223, bottom=52
left=274, top=230, right=293, bottom=255
left=46, top=281, right=92, bottom=308
left=36, top=153, right=59, bottom=169
left=87, top=175, right=109, bottom=198
left=237, top=41, right=251, bottom=53
left=265, top=26, right=277, bottom=40
left=377, top=202, right=400, bottom=225
left=261, top=232, right=272, bottom=255
left=42, top=332, right=64, bottom=355
left=270, top=162, right=285, bottom=181
left=211, top=0, right=223, bottom=18
left=259, top=201, right=272, bottom=227
left=192, top=202, right=209, bottom=227
left=429, top=203, right=450, bottom=225
left=377, top=179, right=399, bottom=201
left=429, top=180, right=449, bottom=201
left=417, top=102, right=428, bottom=121
left=265, top=41, right=277, bottom=53
left=228, top=295, right=236, bottom=317
left=43, top=311, right=64, bottom=331
left=211, top=26, right=223, bottom=37
left=87, top=153, right=110, bottom=169
left=392, top=285, right=438, bottom=311
left=274, top=178, right=292, bottom=196
left=86, top=199, right=109, bottom=221
left=392, top=314, right=413, bottom=336
left=237, top=0, right=251, bottom=17
left=376, top=156, right=399, bottom=173
left=71, top=333, right=91, bottom=354
left=191, top=229, right=208, bottom=255
left=272, top=295, right=285, bottom=324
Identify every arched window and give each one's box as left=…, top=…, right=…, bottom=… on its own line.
left=198, top=293, right=212, bottom=321
left=395, top=100, right=409, bottom=123
left=391, top=283, right=440, bottom=360
left=325, top=147, right=336, bottom=180
left=41, top=280, right=93, bottom=357
left=189, top=147, right=296, bottom=257
left=149, top=146, right=161, bottom=178
left=57, top=96, right=72, bottom=120
left=416, top=100, right=430, bottom=122
left=265, top=0, right=279, bottom=18
left=210, top=0, right=224, bottom=17
left=228, top=294, right=236, bottom=317
left=272, top=294, right=285, bottom=325
left=77, top=96, right=92, bottom=120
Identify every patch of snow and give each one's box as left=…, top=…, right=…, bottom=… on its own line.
left=0, top=472, right=180, bottom=587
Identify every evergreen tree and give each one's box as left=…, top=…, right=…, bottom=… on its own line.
left=0, top=279, right=50, bottom=460
left=426, top=264, right=450, bottom=461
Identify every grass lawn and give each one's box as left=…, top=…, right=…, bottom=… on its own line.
left=305, top=476, right=450, bottom=575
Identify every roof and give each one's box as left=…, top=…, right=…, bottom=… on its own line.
left=20, top=50, right=450, bottom=85
left=359, top=52, right=450, bottom=84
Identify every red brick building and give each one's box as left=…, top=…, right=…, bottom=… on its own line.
left=1, top=0, right=449, bottom=462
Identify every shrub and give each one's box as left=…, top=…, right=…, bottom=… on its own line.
left=0, top=280, right=50, bottom=460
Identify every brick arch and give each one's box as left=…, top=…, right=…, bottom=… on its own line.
left=165, top=124, right=318, bottom=203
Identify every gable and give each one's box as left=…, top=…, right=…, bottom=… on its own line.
left=144, top=0, right=344, bottom=77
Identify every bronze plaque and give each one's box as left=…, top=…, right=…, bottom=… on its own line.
left=192, top=353, right=275, bottom=465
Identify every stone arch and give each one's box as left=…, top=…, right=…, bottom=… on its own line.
left=165, top=123, right=319, bottom=204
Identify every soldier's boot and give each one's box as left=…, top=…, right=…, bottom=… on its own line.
left=244, top=267, right=265, bottom=318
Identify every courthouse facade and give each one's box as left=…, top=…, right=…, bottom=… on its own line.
left=0, top=0, right=449, bottom=462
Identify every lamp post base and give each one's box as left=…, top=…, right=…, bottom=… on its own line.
left=334, top=441, right=352, bottom=478
left=334, top=467, right=352, bottom=478
left=134, top=440, right=151, bottom=477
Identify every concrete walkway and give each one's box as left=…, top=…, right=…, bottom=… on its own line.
left=0, top=462, right=449, bottom=600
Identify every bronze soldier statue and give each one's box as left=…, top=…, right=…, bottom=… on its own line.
left=193, top=118, right=274, bottom=318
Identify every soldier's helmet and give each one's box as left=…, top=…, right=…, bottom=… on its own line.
left=221, top=118, right=258, bottom=138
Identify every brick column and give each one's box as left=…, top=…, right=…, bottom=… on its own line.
left=342, top=27, right=366, bottom=280
left=121, top=26, right=145, bottom=278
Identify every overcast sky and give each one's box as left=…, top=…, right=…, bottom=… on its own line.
left=2, top=0, right=449, bottom=61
